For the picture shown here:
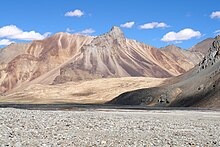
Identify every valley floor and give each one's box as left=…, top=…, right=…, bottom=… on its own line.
left=0, top=77, right=166, bottom=104
left=0, top=108, right=220, bottom=146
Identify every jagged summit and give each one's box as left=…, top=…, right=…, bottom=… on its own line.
left=216, top=35, right=220, bottom=40
left=89, top=26, right=125, bottom=45
left=109, top=26, right=124, bottom=39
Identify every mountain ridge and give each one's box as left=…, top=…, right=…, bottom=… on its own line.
left=53, top=26, right=203, bottom=84
left=189, top=38, right=214, bottom=54
left=0, top=26, right=204, bottom=93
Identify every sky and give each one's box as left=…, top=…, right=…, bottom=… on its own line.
left=0, top=0, right=220, bottom=49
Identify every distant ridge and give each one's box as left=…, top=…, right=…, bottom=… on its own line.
left=189, top=38, right=214, bottom=54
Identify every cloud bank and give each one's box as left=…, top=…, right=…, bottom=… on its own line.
left=0, top=25, right=50, bottom=41
left=80, top=28, right=95, bottom=35
left=210, top=11, right=220, bottom=19
left=140, top=22, right=169, bottom=29
left=120, top=22, right=135, bottom=28
left=0, top=39, right=15, bottom=46
left=65, top=9, right=84, bottom=17
left=161, top=28, right=201, bottom=42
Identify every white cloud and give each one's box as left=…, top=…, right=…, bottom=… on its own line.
left=66, top=28, right=74, bottom=33
left=11, top=31, right=51, bottom=41
left=210, top=11, right=220, bottom=19
left=0, top=39, right=15, bottom=46
left=65, top=9, right=84, bottom=17
left=140, top=22, right=169, bottom=29
left=80, top=28, right=95, bottom=34
left=161, top=28, right=202, bottom=42
left=174, top=41, right=182, bottom=44
left=0, top=25, right=22, bottom=37
left=120, top=21, right=135, bottom=28
left=43, top=32, right=52, bottom=38
left=0, top=25, right=50, bottom=41
left=214, top=30, right=220, bottom=33
left=214, top=30, right=220, bottom=35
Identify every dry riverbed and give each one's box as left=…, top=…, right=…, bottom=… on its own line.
left=0, top=108, right=220, bottom=146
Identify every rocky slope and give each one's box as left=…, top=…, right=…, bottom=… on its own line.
left=109, top=35, right=220, bottom=108
left=0, top=26, right=203, bottom=93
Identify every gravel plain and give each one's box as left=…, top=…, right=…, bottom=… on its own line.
left=0, top=108, right=220, bottom=147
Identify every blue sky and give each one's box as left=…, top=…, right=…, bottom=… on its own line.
left=0, top=0, right=220, bottom=49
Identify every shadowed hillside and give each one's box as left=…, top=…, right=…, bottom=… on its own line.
left=108, top=36, right=220, bottom=108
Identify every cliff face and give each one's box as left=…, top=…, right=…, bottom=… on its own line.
left=109, top=36, right=220, bottom=108
left=0, top=27, right=204, bottom=93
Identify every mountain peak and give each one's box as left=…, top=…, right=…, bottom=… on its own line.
left=215, top=35, right=220, bottom=40
left=166, top=44, right=178, bottom=48
left=161, top=44, right=182, bottom=52
left=109, top=26, right=124, bottom=39
left=111, top=26, right=122, bottom=32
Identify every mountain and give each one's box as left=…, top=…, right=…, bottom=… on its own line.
left=53, top=26, right=202, bottom=84
left=108, top=35, right=220, bottom=108
left=0, top=26, right=202, bottom=93
left=0, top=33, right=93, bottom=92
left=161, top=45, right=203, bottom=65
left=189, top=38, right=214, bottom=54
left=0, top=43, right=30, bottom=64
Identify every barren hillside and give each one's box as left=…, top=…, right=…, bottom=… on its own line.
left=109, top=36, right=220, bottom=108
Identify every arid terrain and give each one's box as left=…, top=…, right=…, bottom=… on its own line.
left=109, top=36, right=220, bottom=108
left=0, top=77, right=166, bottom=104
left=0, top=27, right=203, bottom=92
left=1, top=1, right=220, bottom=147
left=0, top=26, right=211, bottom=106
left=0, top=26, right=218, bottom=108
left=0, top=108, right=219, bottom=146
